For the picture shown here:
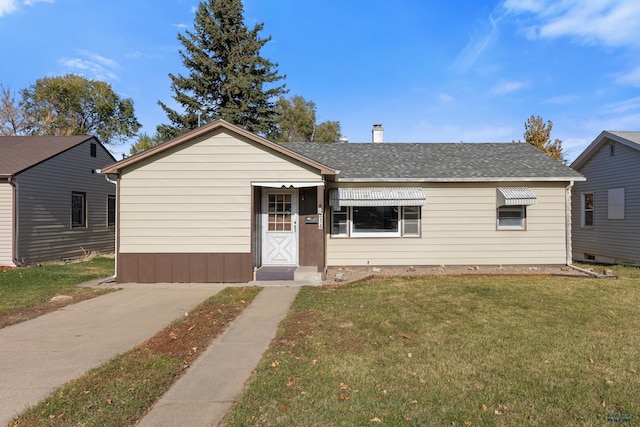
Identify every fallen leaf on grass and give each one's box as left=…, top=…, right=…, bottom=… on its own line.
left=340, top=383, right=348, bottom=391
left=286, top=380, right=294, bottom=387
left=401, top=334, right=412, bottom=339
left=271, top=360, right=279, bottom=367
left=339, top=395, right=351, bottom=401
left=370, top=417, right=382, bottom=423
left=311, top=359, right=318, bottom=365
left=482, top=404, right=488, bottom=411
left=407, top=352, right=412, bottom=358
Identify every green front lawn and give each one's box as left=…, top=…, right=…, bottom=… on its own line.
left=224, top=273, right=640, bottom=426
left=0, top=257, right=115, bottom=327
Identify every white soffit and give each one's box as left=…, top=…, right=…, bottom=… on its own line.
left=252, top=182, right=325, bottom=188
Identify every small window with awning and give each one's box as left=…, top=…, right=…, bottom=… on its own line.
left=329, top=187, right=426, bottom=208
left=496, top=187, right=537, bottom=207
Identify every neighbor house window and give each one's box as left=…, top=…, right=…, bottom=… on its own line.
left=71, top=192, right=86, bottom=228
left=330, top=206, right=421, bottom=238
left=582, top=192, right=594, bottom=227
left=90, top=143, right=97, bottom=157
left=497, top=206, right=526, bottom=230
left=107, top=195, right=116, bottom=226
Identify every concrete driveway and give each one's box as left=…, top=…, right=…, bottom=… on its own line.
left=0, top=282, right=226, bottom=426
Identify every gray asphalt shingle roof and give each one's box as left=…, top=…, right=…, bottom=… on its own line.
left=607, top=131, right=640, bottom=146
left=278, top=141, right=584, bottom=181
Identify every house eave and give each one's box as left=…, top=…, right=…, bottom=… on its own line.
left=101, top=120, right=339, bottom=177
left=571, top=130, right=640, bottom=170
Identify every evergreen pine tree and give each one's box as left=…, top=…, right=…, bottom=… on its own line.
left=157, top=0, right=286, bottom=140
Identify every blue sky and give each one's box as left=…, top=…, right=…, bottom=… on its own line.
left=1, top=0, right=639, bottom=162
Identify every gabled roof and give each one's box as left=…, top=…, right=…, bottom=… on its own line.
left=101, top=119, right=338, bottom=176
left=0, top=135, right=103, bottom=178
left=279, top=141, right=584, bottom=182
left=571, top=131, right=640, bottom=170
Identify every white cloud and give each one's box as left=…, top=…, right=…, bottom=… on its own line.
left=491, top=80, right=528, bottom=95
left=614, top=65, right=640, bottom=87
left=438, top=93, right=455, bottom=103
left=453, top=14, right=500, bottom=71
left=601, top=96, right=640, bottom=114
left=24, top=0, right=54, bottom=6
left=0, top=0, right=53, bottom=17
left=544, top=94, right=578, bottom=104
left=0, top=0, right=18, bottom=17
left=172, top=23, right=188, bottom=30
left=502, top=0, right=640, bottom=48
left=58, top=51, right=120, bottom=81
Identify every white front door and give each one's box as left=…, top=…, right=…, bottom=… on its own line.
left=262, top=189, right=298, bottom=265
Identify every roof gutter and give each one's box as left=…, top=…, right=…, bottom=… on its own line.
left=8, top=176, right=20, bottom=267
left=335, top=177, right=587, bottom=183
left=94, top=169, right=117, bottom=282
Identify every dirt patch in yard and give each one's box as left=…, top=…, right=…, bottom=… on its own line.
left=325, top=264, right=594, bottom=284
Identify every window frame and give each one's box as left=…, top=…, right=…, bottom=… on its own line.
left=497, top=205, right=526, bottom=230
left=582, top=192, right=594, bottom=227
left=330, top=205, right=421, bottom=238
left=107, top=194, right=116, bottom=227
left=71, top=192, right=87, bottom=228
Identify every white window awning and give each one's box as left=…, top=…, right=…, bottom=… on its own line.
left=252, top=181, right=324, bottom=188
left=497, top=187, right=537, bottom=207
left=329, top=187, right=426, bottom=208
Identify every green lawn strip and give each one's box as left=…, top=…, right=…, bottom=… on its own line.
left=11, top=286, right=261, bottom=427
left=223, top=276, right=640, bottom=427
left=0, top=257, right=115, bottom=313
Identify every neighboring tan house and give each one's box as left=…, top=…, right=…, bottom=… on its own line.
left=0, top=135, right=116, bottom=266
left=571, top=130, right=640, bottom=264
left=101, top=120, right=584, bottom=283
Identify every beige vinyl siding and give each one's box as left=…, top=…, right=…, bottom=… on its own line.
left=327, top=182, right=569, bottom=266
left=572, top=142, right=640, bottom=263
left=15, top=140, right=115, bottom=263
left=119, top=130, right=321, bottom=253
left=0, top=182, right=14, bottom=266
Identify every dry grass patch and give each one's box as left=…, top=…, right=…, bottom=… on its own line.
left=224, top=275, right=640, bottom=426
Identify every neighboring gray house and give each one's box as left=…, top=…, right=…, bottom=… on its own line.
left=571, top=131, right=640, bottom=264
left=101, top=120, right=584, bottom=283
left=0, top=136, right=116, bottom=266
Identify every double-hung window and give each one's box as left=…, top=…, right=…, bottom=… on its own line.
left=582, top=192, right=594, bottom=227
left=71, top=192, right=86, bottom=228
left=331, top=205, right=421, bottom=238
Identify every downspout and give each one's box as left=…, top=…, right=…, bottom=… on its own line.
left=94, top=169, right=118, bottom=283
left=565, top=180, right=602, bottom=278
left=8, top=176, right=20, bottom=267
left=565, top=181, right=574, bottom=266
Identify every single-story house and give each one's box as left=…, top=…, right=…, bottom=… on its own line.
left=101, top=120, right=584, bottom=283
left=570, top=130, right=640, bottom=264
left=0, top=135, right=116, bottom=266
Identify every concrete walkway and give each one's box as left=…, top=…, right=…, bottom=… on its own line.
left=139, top=286, right=300, bottom=427
left=0, top=282, right=226, bottom=426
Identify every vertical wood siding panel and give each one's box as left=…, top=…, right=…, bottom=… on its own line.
left=572, top=142, right=640, bottom=262
left=15, top=140, right=115, bottom=264
left=327, top=182, right=569, bottom=266
left=0, top=182, right=15, bottom=266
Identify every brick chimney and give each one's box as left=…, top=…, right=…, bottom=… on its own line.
left=372, top=124, right=383, bottom=143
